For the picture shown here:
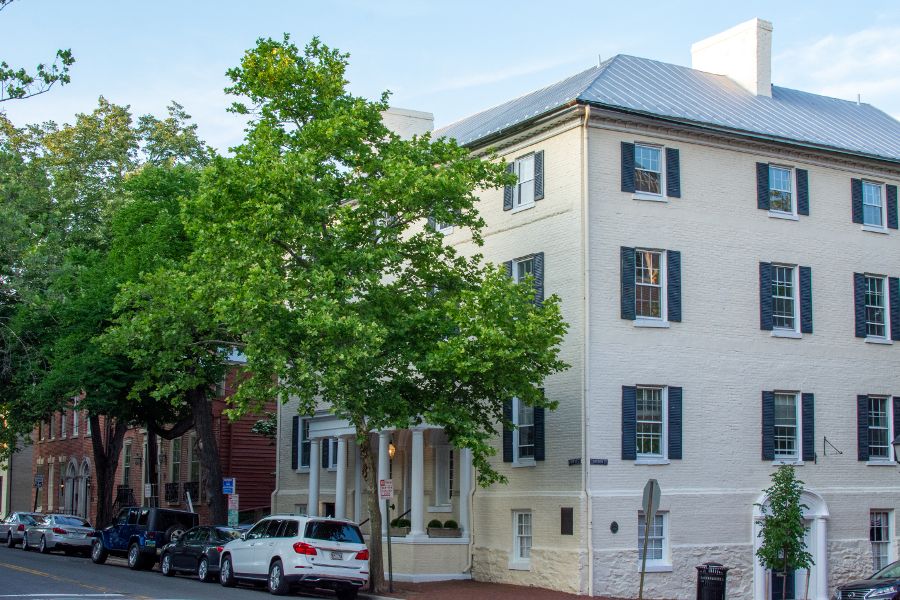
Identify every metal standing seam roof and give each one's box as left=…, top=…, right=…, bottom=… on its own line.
left=434, top=54, right=900, bottom=163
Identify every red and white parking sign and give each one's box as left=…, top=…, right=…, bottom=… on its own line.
left=379, top=479, right=394, bottom=499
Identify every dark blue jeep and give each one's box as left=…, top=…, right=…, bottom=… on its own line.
left=91, top=507, right=198, bottom=570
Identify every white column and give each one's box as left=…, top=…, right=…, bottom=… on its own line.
left=459, top=448, right=473, bottom=537
left=353, top=443, right=362, bottom=522
left=377, top=431, right=390, bottom=535
left=409, top=429, right=425, bottom=538
left=335, top=437, right=348, bottom=519
left=815, top=517, right=828, bottom=600
left=308, top=438, right=320, bottom=517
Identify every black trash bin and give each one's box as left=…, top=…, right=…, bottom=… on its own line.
left=696, top=562, right=729, bottom=600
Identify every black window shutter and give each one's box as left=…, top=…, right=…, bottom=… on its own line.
left=887, top=185, right=898, bottom=230
left=797, top=169, right=810, bottom=216
left=291, top=416, right=299, bottom=470
left=621, top=142, right=635, bottom=193
left=504, top=260, right=513, bottom=279
left=894, top=397, right=900, bottom=442
left=667, top=250, right=681, bottom=323
left=858, top=395, right=870, bottom=461
left=534, top=150, right=545, bottom=201
left=854, top=273, right=867, bottom=338
left=759, top=262, right=773, bottom=331
left=890, top=278, right=900, bottom=341
left=321, top=439, right=330, bottom=469
left=622, top=386, right=637, bottom=460
left=534, top=395, right=545, bottom=462
left=665, top=147, right=681, bottom=198
left=533, top=252, right=545, bottom=305
left=802, top=393, right=815, bottom=462
left=502, top=399, right=513, bottom=463
left=799, top=266, right=813, bottom=334
left=762, top=391, right=775, bottom=460
left=621, top=247, right=636, bottom=320
left=668, top=386, right=682, bottom=460
left=851, top=179, right=863, bottom=224
left=503, top=163, right=515, bottom=211
left=756, top=163, right=770, bottom=210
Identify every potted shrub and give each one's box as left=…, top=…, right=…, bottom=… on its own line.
left=427, top=518, right=462, bottom=538
left=389, top=517, right=410, bottom=537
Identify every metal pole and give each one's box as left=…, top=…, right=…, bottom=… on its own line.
left=33, top=485, right=38, bottom=512
left=385, top=499, right=393, bottom=593
left=638, top=486, right=654, bottom=600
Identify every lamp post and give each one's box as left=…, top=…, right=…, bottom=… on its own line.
left=892, top=435, right=900, bottom=464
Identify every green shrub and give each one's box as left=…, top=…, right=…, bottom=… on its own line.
left=427, top=519, right=444, bottom=529
left=396, top=518, right=410, bottom=528
left=443, top=519, right=458, bottom=529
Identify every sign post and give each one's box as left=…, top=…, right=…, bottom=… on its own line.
left=223, top=478, right=238, bottom=526
left=33, top=475, right=44, bottom=511
left=379, top=479, right=394, bottom=593
left=639, top=478, right=661, bottom=600
left=222, top=478, right=235, bottom=495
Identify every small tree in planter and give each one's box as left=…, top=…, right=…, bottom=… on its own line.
left=756, top=465, right=813, bottom=600
left=389, top=518, right=410, bottom=537
left=427, top=518, right=462, bottom=538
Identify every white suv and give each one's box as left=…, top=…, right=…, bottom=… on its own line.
left=219, top=515, right=368, bottom=598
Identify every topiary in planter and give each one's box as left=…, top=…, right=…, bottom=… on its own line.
left=427, top=519, right=443, bottom=529
left=443, top=519, right=458, bottom=529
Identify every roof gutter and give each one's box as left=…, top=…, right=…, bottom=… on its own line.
left=457, top=101, right=582, bottom=152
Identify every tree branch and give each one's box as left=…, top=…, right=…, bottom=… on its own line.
left=148, top=416, right=194, bottom=440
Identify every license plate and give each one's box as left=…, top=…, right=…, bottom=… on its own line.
left=145, top=540, right=155, bottom=547
left=330, top=551, right=343, bottom=560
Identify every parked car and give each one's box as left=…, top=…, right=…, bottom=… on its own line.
left=159, top=525, right=242, bottom=582
left=1, top=512, right=42, bottom=548
left=218, top=515, right=368, bottom=599
left=91, top=507, right=198, bottom=570
left=833, top=560, right=900, bottom=600
left=22, top=514, right=94, bottom=555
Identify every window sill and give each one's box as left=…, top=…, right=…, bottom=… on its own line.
left=512, top=460, right=536, bottom=469
left=632, top=192, right=667, bottom=203
left=862, top=225, right=889, bottom=234
left=772, top=459, right=804, bottom=466
left=436, top=226, right=454, bottom=235
left=865, top=337, right=893, bottom=345
left=427, top=505, right=453, bottom=513
left=635, top=458, right=670, bottom=465
left=295, top=467, right=311, bottom=474
left=768, top=211, right=799, bottom=221
left=634, top=319, right=670, bottom=329
left=510, top=202, right=535, bottom=214
left=639, top=563, right=673, bottom=573
left=771, top=329, right=802, bottom=339
left=508, top=560, right=531, bottom=571
left=867, top=460, right=897, bottom=467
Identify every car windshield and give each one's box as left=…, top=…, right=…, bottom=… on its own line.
left=152, top=511, right=197, bottom=532
left=305, top=521, right=364, bottom=544
left=872, top=561, right=900, bottom=579
left=55, top=516, right=90, bottom=527
left=213, top=527, right=242, bottom=542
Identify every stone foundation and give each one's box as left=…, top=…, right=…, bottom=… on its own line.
left=473, top=546, right=587, bottom=594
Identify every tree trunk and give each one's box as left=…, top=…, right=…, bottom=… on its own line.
left=89, top=415, right=127, bottom=527
left=146, top=428, right=158, bottom=507
left=360, top=431, right=385, bottom=594
left=189, top=386, right=226, bottom=524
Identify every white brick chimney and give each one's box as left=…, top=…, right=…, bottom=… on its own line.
left=691, top=18, right=773, bottom=97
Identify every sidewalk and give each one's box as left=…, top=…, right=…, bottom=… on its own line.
left=365, top=580, right=597, bottom=600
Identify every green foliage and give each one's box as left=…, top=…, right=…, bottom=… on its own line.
left=442, top=519, right=458, bottom=529
left=390, top=518, right=410, bottom=528
left=427, top=519, right=443, bottom=529
left=756, top=466, right=813, bottom=585
left=250, top=412, right=278, bottom=441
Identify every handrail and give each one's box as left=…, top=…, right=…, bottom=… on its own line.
left=358, top=507, right=412, bottom=529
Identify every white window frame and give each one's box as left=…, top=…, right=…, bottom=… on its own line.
left=60, top=411, right=67, bottom=439
left=296, top=418, right=311, bottom=471
left=170, top=437, right=182, bottom=483
left=871, top=510, right=893, bottom=572
left=512, top=256, right=535, bottom=285
left=773, top=392, right=801, bottom=463
left=434, top=219, right=453, bottom=235
left=865, top=275, right=890, bottom=341
left=768, top=164, right=796, bottom=217
left=72, top=401, right=79, bottom=438
left=327, top=437, right=339, bottom=471
left=868, top=396, right=893, bottom=463
left=634, top=249, right=667, bottom=324
left=633, top=143, right=664, bottom=199
left=432, top=445, right=454, bottom=509
left=771, top=264, right=800, bottom=335
left=636, top=386, right=668, bottom=463
left=511, top=397, right=535, bottom=467
left=638, top=512, right=671, bottom=570
left=510, top=510, right=533, bottom=570
left=122, top=441, right=132, bottom=486
left=862, top=181, right=886, bottom=230
left=511, top=154, right=535, bottom=213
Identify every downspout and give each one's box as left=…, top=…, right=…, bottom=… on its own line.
left=271, top=396, right=282, bottom=515
left=581, top=104, right=594, bottom=597
left=464, top=463, right=477, bottom=575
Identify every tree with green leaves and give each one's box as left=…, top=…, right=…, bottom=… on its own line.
left=0, top=1, right=75, bottom=102
left=182, top=35, right=569, bottom=592
left=756, top=465, right=814, bottom=600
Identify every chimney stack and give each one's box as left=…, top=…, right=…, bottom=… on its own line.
left=691, top=18, right=773, bottom=97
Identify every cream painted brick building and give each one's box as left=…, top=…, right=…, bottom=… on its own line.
left=273, top=18, right=900, bottom=599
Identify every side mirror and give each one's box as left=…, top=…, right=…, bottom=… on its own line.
left=240, top=533, right=247, bottom=541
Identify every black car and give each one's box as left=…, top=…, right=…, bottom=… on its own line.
left=834, top=560, right=900, bottom=600
left=91, top=507, right=199, bottom=570
left=159, top=526, right=242, bottom=582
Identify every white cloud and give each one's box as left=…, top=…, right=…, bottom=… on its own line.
left=774, top=26, right=900, bottom=119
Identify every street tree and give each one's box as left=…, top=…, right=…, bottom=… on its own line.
left=183, top=35, right=569, bottom=592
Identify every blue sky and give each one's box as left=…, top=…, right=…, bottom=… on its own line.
left=3, top=0, right=899, bottom=151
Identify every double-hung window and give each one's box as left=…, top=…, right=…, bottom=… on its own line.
left=60, top=411, right=67, bottom=438
left=863, top=181, right=885, bottom=228
left=635, top=250, right=664, bottom=320
left=512, top=511, right=532, bottom=567
left=327, top=438, right=339, bottom=470
left=638, top=513, right=668, bottom=566
left=636, top=387, right=665, bottom=459
left=868, top=397, right=892, bottom=460
left=871, top=511, right=892, bottom=571
left=434, top=444, right=454, bottom=506
left=512, top=397, right=535, bottom=463
left=865, top=275, right=888, bottom=339
left=298, top=419, right=311, bottom=469
left=634, top=144, right=662, bottom=195
left=773, top=393, right=800, bottom=461
left=772, top=265, right=797, bottom=331
left=72, top=404, right=79, bottom=437
left=513, top=154, right=535, bottom=210
left=769, top=165, right=794, bottom=214
left=514, top=256, right=534, bottom=285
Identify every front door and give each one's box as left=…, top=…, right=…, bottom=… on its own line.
left=771, top=570, right=796, bottom=600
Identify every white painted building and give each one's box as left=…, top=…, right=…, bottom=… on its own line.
left=272, top=19, right=900, bottom=599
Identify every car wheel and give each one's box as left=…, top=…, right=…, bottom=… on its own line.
left=219, top=555, right=236, bottom=587
left=267, top=559, right=289, bottom=596
left=336, top=588, right=358, bottom=600
left=21, top=536, right=29, bottom=551
left=160, top=552, right=173, bottom=576
left=38, top=536, right=49, bottom=554
left=90, top=540, right=108, bottom=564
left=5, top=533, right=13, bottom=548
left=198, top=557, right=211, bottom=583
left=127, top=543, right=143, bottom=570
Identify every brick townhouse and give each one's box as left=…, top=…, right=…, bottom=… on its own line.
left=272, top=17, right=900, bottom=600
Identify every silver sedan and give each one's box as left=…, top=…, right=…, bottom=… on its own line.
left=0, top=512, right=43, bottom=548
left=23, top=515, right=94, bottom=555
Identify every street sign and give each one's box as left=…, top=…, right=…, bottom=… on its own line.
left=222, top=478, right=236, bottom=495
left=34, top=475, right=44, bottom=489
left=379, top=478, right=393, bottom=499
left=228, top=494, right=239, bottom=510
left=144, top=484, right=152, bottom=499
left=228, top=509, right=238, bottom=527
left=642, top=478, right=661, bottom=520
left=228, top=493, right=239, bottom=526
